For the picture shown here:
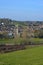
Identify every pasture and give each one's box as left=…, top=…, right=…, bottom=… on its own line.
left=0, top=46, right=43, bottom=65
left=0, top=38, right=43, bottom=44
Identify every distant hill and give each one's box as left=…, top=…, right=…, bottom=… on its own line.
left=0, top=18, right=43, bottom=26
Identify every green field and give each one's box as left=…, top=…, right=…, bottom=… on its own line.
left=0, top=38, right=43, bottom=44
left=0, top=46, right=43, bottom=65
left=0, top=38, right=25, bottom=44
left=29, top=38, right=43, bottom=44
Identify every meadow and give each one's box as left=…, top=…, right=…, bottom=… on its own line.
left=0, top=38, right=43, bottom=65
left=0, top=38, right=43, bottom=44
left=0, top=46, right=43, bottom=65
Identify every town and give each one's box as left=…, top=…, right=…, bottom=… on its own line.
left=0, top=18, right=43, bottom=39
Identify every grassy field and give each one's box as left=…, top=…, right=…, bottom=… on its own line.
left=30, top=38, right=43, bottom=44
left=0, top=38, right=25, bottom=44
left=0, top=46, right=43, bottom=65
left=0, top=38, right=43, bottom=44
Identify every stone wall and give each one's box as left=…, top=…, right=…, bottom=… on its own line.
left=0, top=44, right=25, bottom=53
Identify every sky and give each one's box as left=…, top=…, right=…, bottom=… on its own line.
left=0, top=0, right=43, bottom=21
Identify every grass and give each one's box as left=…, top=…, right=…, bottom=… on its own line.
left=30, top=38, right=43, bottom=44
left=0, top=38, right=25, bottom=44
left=0, top=38, right=43, bottom=44
left=0, top=46, right=43, bottom=65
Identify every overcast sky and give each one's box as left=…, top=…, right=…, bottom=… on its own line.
left=0, top=0, right=43, bottom=21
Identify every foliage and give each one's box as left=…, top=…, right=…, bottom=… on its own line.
left=38, top=29, right=43, bottom=38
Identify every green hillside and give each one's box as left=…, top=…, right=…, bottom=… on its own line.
left=0, top=46, right=43, bottom=65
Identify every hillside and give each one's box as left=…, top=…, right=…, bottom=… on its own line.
left=0, top=46, right=43, bottom=65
